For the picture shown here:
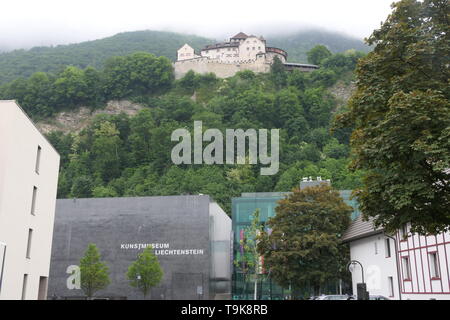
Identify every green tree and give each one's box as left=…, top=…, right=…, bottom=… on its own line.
left=274, top=165, right=303, bottom=192
left=308, top=69, right=337, bottom=87
left=53, top=66, right=88, bottom=108
left=301, top=88, right=335, bottom=128
left=1, top=77, right=28, bottom=105
left=307, top=45, right=332, bottom=65
left=234, top=209, right=265, bottom=300
left=274, top=88, right=304, bottom=128
left=23, top=72, right=54, bottom=118
left=91, top=121, right=122, bottom=182
left=127, top=247, right=164, bottom=299
left=270, top=56, right=287, bottom=89
left=287, top=70, right=307, bottom=91
left=127, top=52, right=174, bottom=94
left=103, top=56, right=132, bottom=99
left=177, top=70, right=199, bottom=93
left=323, top=138, right=349, bottom=159
left=70, top=175, right=93, bottom=198
left=92, top=186, right=118, bottom=198
left=258, top=185, right=352, bottom=298
left=128, top=109, right=156, bottom=165
left=335, top=0, right=450, bottom=234
left=79, top=243, right=110, bottom=298
left=83, top=66, right=105, bottom=106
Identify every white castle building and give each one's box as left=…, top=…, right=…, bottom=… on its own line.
left=174, top=32, right=318, bottom=79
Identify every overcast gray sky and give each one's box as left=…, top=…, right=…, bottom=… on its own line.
left=0, top=0, right=396, bottom=50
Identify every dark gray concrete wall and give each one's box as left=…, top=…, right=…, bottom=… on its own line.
left=48, top=195, right=212, bottom=300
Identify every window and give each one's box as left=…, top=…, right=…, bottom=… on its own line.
left=22, top=274, right=28, bottom=300
left=31, top=186, right=37, bottom=215
left=402, top=257, right=411, bottom=280
left=388, top=277, right=394, bottom=297
left=0, top=242, right=6, bottom=293
left=400, top=224, right=408, bottom=239
left=385, top=238, right=391, bottom=258
left=38, top=277, right=48, bottom=300
left=35, top=146, right=41, bottom=174
left=26, top=229, right=33, bottom=259
left=429, top=252, right=440, bottom=279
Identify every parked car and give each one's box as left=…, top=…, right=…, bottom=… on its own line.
left=369, top=295, right=390, bottom=300
left=315, top=295, right=353, bottom=300
left=346, top=295, right=390, bottom=300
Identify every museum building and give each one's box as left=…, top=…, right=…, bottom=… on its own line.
left=48, top=195, right=231, bottom=300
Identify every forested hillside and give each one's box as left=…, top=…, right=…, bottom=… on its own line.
left=0, top=45, right=365, bottom=213
left=0, top=31, right=212, bottom=85
left=0, top=29, right=369, bottom=85
left=268, top=29, right=370, bottom=63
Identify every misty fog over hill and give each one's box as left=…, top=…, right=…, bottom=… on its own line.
left=0, top=29, right=369, bottom=85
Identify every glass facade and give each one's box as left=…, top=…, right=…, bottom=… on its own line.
left=231, top=190, right=360, bottom=300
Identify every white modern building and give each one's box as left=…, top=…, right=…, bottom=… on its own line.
left=342, top=216, right=450, bottom=300
left=0, top=100, right=60, bottom=300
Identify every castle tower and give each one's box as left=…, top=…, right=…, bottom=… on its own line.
left=177, top=44, right=196, bottom=61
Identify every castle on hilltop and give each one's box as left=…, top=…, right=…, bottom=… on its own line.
left=174, top=32, right=318, bottom=79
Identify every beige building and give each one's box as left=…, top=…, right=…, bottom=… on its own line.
left=174, top=32, right=318, bottom=79
left=0, top=100, right=60, bottom=300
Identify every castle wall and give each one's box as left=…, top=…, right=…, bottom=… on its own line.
left=174, top=57, right=270, bottom=79
left=265, top=51, right=287, bottom=63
